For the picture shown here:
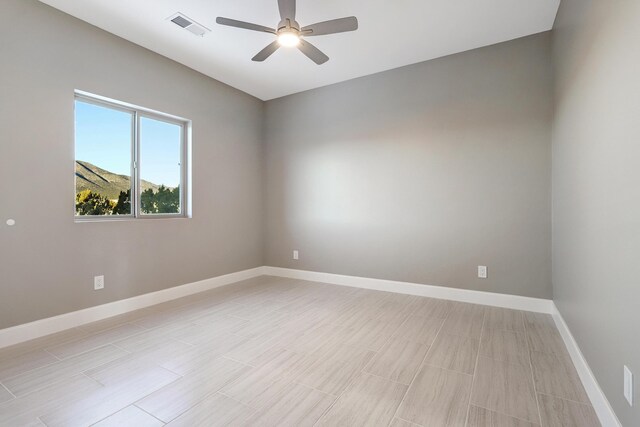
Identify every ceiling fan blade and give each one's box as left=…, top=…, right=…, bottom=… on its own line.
left=298, top=39, right=329, bottom=65
left=252, top=41, right=280, bottom=62
left=302, top=17, right=358, bottom=36
left=216, top=17, right=276, bottom=34
left=278, top=0, right=296, bottom=21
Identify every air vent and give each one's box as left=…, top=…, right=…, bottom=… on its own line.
left=171, top=15, right=192, bottom=28
left=168, top=13, right=210, bottom=37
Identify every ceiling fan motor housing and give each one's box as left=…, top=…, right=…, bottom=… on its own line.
left=277, top=18, right=300, bottom=34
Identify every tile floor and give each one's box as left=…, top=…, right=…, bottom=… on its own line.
left=0, top=276, right=600, bottom=426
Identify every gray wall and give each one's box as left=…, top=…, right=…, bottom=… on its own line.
left=0, top=0, right=264, bottom=329
left=264, top=33, right=554, bottom=299
left=552, top=0, right=640, bottom=425
left=1, top=0, right=635, bottom=422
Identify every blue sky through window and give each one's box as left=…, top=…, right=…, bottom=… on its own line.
left=75, top=100, right=181, bottom=188
left=140, top=116, right=181, bottom=188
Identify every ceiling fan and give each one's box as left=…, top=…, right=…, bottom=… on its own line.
left=216, top=0, right=358, bottom=65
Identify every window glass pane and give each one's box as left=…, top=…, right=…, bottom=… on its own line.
left=75, top=100, right=133, bottom=216
left=139, top=116, right=182, bottom=215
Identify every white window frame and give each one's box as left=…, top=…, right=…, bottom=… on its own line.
left=74, top=90, right=191, bottom=221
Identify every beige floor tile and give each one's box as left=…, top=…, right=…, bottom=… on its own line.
left=440, top=305, right=485, bottom=338
left=190, top=303, right=247, bottom=324
left=530, top=351, right=589, bottom=403
left=221, top=348, right=306, bottom=409
left=84, top=352, right=180, bottom=388
left=131, top=306, right=202, bottom=330
left=230, top=310, right=295, bottom=339
left=244, top=382, right=334, bottom=426
left=283, top=307, right=335, bottom=335
left=479, top=329, right=530, bottom=367
left=119, top=340, right=197, bottom=376
left=78, top=309, right=156, bottom=334
left=0, top=374, right=103, bottom=426
left=40, top=366, right=180, bottom=427
left=0, top=383, right=14, bottom=404
left=131, top=338, right=196, bottom=365
left=365, top=337, right=431, bottom=384
left=470, top=357, right=539, bottom=424
left=225, top=288, right=280, bottom=306
left=484, top=308, right=525, bottom=332
left=46, top=323, right=145, bottom=359
left=0, top=328, right=89, bottom=359
left=175, top=318, right=249, bottom=346
left=397, top=365, right=472, bottom=426
left=525, top=327, right=567, bottom=355
left=337, top=306, right=381, bottom=327
left=156, top=319, right=208, bottom=338
left=424, top=332, right=479, bottom=375
left=222, top=333, right=288, bottom=365
left=390, top=418, right=422, bottom=427
left=158, top=335, right=248, bottom=375
left=523, top=313, right=567, bottom=355
left=375, top=296, right=421, bottom=324
left=522, top=312, right=553, bottom=328
left=276, top=284, right=322, bottom=299
left=223, top=328, right=301, bottom=365
left=0, top=349, right=59, bottom=381
left=180, top=323, right=248, bottom=350
left=392, top=315, right=444, bottom=345
left=332, top=296, right=383, bottom=325
left=113, top=323, right=194, bottom=353
left=227, top=299, right=291, bottom=320
left=284, top=323, right=347, bottom=354
left=277, top=295, right=324, bottom=315
left=165, top=392, right=255, bottom=427
left=136, top=357, right=251, bottom=422
left=537, top=393, right=600, bottom=427
left=449, top=301, right=481, bottom=313
left=0, top=277, right=597, bottom=427
left=467, top=405, right=540, bottom=426
left=296, top=343, right=375, bottom=395
left=318, top=372, right=407, bottom=426
left=341, top=318, right=405, bottom=351
left=3, top=345, right=127, bottom=397
left=411, top=297, right=453, bottom=319
left=93, top=405, right=164, bottom=427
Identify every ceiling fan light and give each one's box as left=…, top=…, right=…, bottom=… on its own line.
left=278, top=31, right=300, bottom=47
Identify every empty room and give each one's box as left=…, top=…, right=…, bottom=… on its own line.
left=0, top=0, right=637, bottom=426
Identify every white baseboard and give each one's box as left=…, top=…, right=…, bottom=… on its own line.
left=0, top=266, right=553, bottom=351
left=0, top=266, right=266, bottom=349
left=0, top=265, right=553, bottom=350
left=263, top=266, right=554, bottom=313
left=552, top=304, right=621, bottom=427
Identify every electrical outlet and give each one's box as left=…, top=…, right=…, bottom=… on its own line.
left=478, top=266, right=488, bottom=279
left=624, top=365, right=634, bottom=406
left=94, top=275, right=104, bottom=290
left=293, top=250, right=299, bottom=260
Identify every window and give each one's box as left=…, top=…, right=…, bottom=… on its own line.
left=74, top=92, right=189, bottom=219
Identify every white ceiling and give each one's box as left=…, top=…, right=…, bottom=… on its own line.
left=39, top=0, right=560, bottom=100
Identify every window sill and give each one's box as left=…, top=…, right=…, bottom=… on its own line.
left=74, top=215, right=190, bottom=223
